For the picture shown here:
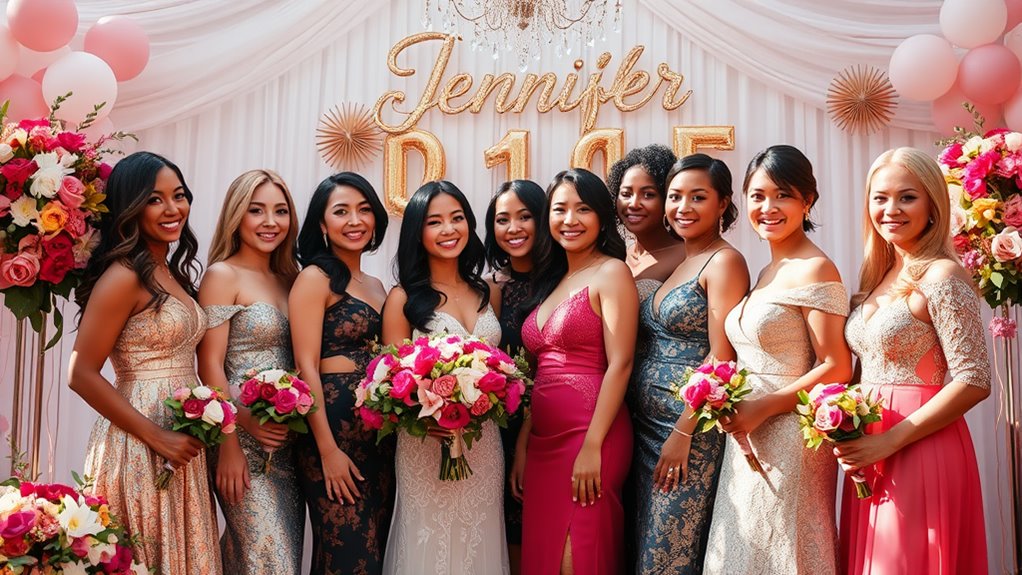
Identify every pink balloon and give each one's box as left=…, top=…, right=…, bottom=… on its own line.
left=932, top=83, right=1003, bottom=133
left=1009, top=0, right=1022, bottom=32
left=78, top=116, right=115, bottom=143
left=0, top=75, right=48, bottom=121
left=42, top=52, right=118, bottom=124
left=889, top=34, right=959, bottom=101
left=959, top=44, right=1022, bottom=105
left=940, top=0, right=1008, bottom=49
left=0, top=25, right=19, bottom=82
left=5, top=0, right=78, bottom=52
left=14, top=45, right=70, bottom=78
left=1005, top=87, right=1022, bottom=130
left=84, top=16, right=150, bottom=82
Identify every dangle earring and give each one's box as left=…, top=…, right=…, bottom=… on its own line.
left=663, top=215, right=671, bottom=231
left=322, top=232, right=329, bottom=249
left=719, top=217, right=724, bottom=236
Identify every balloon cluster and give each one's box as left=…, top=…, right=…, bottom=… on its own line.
left=0, top=0, right=150, bottom=133
left=889, top=0, right=1022, bottom=132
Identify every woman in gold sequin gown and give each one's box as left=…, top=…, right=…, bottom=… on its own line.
left=71, top=152, right=221, bottom=575
left=197, top=170, right=304, bottom=574
left=705, top=146, right=853, bottom=574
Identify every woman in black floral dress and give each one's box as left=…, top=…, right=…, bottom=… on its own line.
left=290, top=173, right=394, bottom=575
left=483, top=179, right=545, bottom=575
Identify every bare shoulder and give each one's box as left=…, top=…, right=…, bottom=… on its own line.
left=364, top=273, right=387, bottom=293
left=791, top=254, right=842, bottom=284
left=708, top=245, right=748, bottom=274
left=919, top=258, right=970, bottom=284
left=88, top=262, right=144, bottom=316
left=96, top=261, right=142, bottom=292
left=595, top=257, right=632, bottom=282
left=198, top=262, right=240, bottom=299
left=293, top=265, right=331, bottom=290
left=385, top=284, right=408, bottom=307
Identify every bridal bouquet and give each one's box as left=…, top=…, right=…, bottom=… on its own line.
left=157, top=385, right=237, bottom=489
left=672, top=359, right=764, bottom=474
left=356, top=334, right=531, bottom=481
left=238, top=368, right=316, bottom=472
left=795, top=383, right=883, bottom=498
left=0, top=474, right=148, bottom=574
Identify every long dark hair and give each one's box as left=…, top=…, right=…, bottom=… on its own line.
left=296, top=172, right=388, bottom=295
left=744, top=144, right=819, bottom=232
left=527, top=168, right=626, bottom=310
left=665, top=153, right=739, bottom=238
left=396, top=181, right=488, bottom=332
left=483, top=179, right=546, bottom=271
left=75, top=151, right=200, bottom=321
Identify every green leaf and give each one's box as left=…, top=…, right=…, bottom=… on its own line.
left=43, top=305, right=64, bottom=351
left=991, top=272, right=1005, bottom=289
left=3, top=284, right=47, bottom=321
left=288, top=419, right=310, bottom=434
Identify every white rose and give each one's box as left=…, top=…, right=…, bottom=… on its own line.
left=1007, top=132, right=1022, bottom=152
left=0, top=143, right=13, bottom=162
left=257, top=368, right=288, bottom=388
left=0, top=490, right=23, bottom=515
left=963, top=135, right=984, bottom=156
left=191, top=385, right=213, bottom=400
left=372, top=358, right=391, bottom=383
left=992, top=227, right=1022, bottom=262
left=29, top=166, right=63, bottom=198
left=950, top=204, right=968, bottom=234
left=10, top=195, right=39, bottom=227
left=87, top=540, right=117, bottom=566
left=399, top=348, right=419, bottom=368
left=59, top=561, right=89, bottom=575
left=201, top=399, right=225, bottom=425
left=453, top=367, right=484, bottom=405
left=979, top=135, right=998, bottom=153
left=947, top=182, right=963, bottom=207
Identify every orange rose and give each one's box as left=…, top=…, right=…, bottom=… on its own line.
left=38, top=201, right=68, bottom=234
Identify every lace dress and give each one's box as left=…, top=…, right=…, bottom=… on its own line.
left=382, top=307, right=509, bottom=575
left=703, top=282, right=848, bottom=575
left=297, top=293, right=396, bottom=575
left=83, top=296, right=221, bottom=575
left=840, top=277, right=989, bottom=574
left=204, top=303, right=304, bottom=574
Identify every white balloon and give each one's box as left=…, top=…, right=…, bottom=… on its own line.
left=0, top=25, right=18, bottom=82
left=940, top=0, right=1008, bottom=49
left=889, top=34, right=959, bottom=101
left=14, top=45, right=69, bottom=78
left=42, top=51, right=117, bottom=124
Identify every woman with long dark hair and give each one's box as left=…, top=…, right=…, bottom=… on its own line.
left=381, top=180, right=508, bottom=575
left=71, top=151, right=220, bottom=574
left=517, top=168, right=638, bottom=575
left=290, top=172, right=394, bottom=574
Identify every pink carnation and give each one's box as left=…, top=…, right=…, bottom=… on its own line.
left=470, top=394, right=492, bottom=416
left=55, top=131, right=86, bottom=153
left=939, top=142, right=963, bottom=167
left=990, top=316, right=1018, bottom=339
left=705, top=383, right=728, bottom=409
left=432, top=375, right=457, bottom=397
left=962, top=249, right=985, bottom=272
left=359, top=406, right=384, bottom=430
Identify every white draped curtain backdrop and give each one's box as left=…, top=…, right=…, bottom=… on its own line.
left=1, top=0, right=1016, bottom=571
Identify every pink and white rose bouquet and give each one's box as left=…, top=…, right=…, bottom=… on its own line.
left=157, top=385, right=237, bottom=489
left=356, top=334, right=531, bottom=481
left=0, top=474, right=148, bottom=574
left=795, top=382, right=883, bottom=498
left=672, top=359, right=763, bottom=475
left=238, top=368, right=317, bottom=472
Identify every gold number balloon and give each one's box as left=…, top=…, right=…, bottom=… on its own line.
left=383, top=128, right=446, bottom=217
left=484, top=130, right=530, bottom=182
left=673, top=125, right=735, bottom=157
left=570, top=128, right=625, bottom=181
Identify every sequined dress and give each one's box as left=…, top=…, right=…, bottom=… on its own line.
left=204, top=302, right=304, bottom=574
left=840, top=277, right=989, bottom=575
left=382, top=307, right=509, bottom=575
left=703, top=282, right=848, bottom=574
left=297, top=293, right=396, bottom=575
left=630, top=257, right=726, bottom=575
left=83, top=296, right=221, bottom=575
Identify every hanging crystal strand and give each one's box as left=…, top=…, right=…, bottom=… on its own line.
left=613, top=0, right=623, bottom=33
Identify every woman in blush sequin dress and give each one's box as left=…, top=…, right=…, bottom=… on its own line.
left=836, top=148, right=990, bottom=575
left=72, top=152, right=221, bottom=574
left=196, top=170, right=304, bottom=574
left=518, top=168, right=638, bottom=575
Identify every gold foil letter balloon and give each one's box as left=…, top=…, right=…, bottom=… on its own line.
left=383, top=129, right=446, bottom=217
left=484, top=130, right=530, bottom=182
left=570, top=128, right=625, bottom=182
left=673, top=125, right=735, bottom=156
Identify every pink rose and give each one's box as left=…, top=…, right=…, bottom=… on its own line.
left=0, top=195, right=9, bottom=217
left=681, top=375, right=712, bottom=409
left=809, top=383, right=847, bottom=407
left=239, top=379, right=261, bottom=405
left=0, top=510, right=37, bottom=539
left=290, top=376, right=310, bottom=395
left=390, top=369, right=417, bottom=400
left=172, top=387, right=191, bottom=402
left=359, top=406, right=384, bottom=430
left=695, top=363, right=714, bottom=374
left=0, top=252, right=40, bottom=289
left=182, top=399, right=204, bottom=419
left=437, top=403, right=471, bottom=429
left=506, top=380, right=525, bottom=414
left=296, top=392, right=314, bottom=415
left=221, top=402, right=237, bottom=434
left=273, top=387, right=299, bottom=414
left=1003, top=195, right=1022, bottom=228
left=56, top=176, right=85, bottom=209
left=259, top=383, right=278, bottom=402
left=706, top=383, right=728, bottom=409
left=477, top=371, right=506, bottom=393
left=713, top=361, right=737, bottom=383
left=470, top=394, right=492, bottom=416
left=431, top=375, right=457, bottom=397
left=412, top=346, right=441, bottom=376
left=814, top=404, right=844, bottom=432
left=55, top=131, right=86, bottom=153
left=991, top=227, right=1022, bottom=262
left=70, top=534, right=91, bottom=558
left=18, top=235, right=42, bottom=257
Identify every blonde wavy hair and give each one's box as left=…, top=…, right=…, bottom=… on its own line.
left=852, top=147, right=956, bottom=307
left=208, top=169, right=300, bottom=284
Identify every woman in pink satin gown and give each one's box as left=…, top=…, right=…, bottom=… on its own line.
left=515, top=168, right=638, bottom=575
left=836, top=148, right=990, bottom=575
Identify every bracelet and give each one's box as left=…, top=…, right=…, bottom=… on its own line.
left=672, top=426, right=693, bottom=438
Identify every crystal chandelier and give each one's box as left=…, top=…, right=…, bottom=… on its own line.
left=423, top=0, right=623, bottom=71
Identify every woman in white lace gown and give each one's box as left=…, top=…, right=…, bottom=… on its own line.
left=381, top=181, right=509, bottom=575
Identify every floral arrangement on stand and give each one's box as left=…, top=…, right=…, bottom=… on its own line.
left=0, top=474, right=148, bottom=574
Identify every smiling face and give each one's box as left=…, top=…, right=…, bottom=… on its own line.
left=550, top=182, right=600, bottom=253
left=493, top=191, right=536, bottom=260
left=746, top=168, right=808, bottom=242
left=239, top=182, right=291, bottom=255
left=422, top=192, right=469, bottom=260
left=868, top=163, right=932, bottom=251
left=321, top=184, right=376, bottom=254
left=616, top=165, right=663, bottom=236
left=666, top=168, right=727, bottom=241
left=140, top=166, right=190, bottom=246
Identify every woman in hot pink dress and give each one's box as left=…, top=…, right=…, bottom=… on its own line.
left=516, top=168, right=638, bottom=575
left=836, top=148, right=990, bottom=574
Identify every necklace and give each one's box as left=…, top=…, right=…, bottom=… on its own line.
left=565, top=258, right=601, bottom=281
left=629, top=243, right=678, bottom=261
left=350, top=271, right=365, bottom=284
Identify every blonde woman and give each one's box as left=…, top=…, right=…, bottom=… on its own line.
left=836, top=148, right=990, bottom=574
left=196, top=169, right=303, bottom=574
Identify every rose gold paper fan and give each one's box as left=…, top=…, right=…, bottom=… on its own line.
left=827, top=66, right=897, bottom=135
left=316, top=103, right=383, bottom=169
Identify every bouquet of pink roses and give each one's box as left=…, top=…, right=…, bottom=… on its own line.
left=0, top=474, right=148, bottom=574
left=356, top=333, right=531, bottom=481
left=795, top=382, right=883, bottom=498
left=672, top=359, right=764, bottom=474
left=238, top=368, right=316, bottom=472
left=157, top=385, right=237, bottom=489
